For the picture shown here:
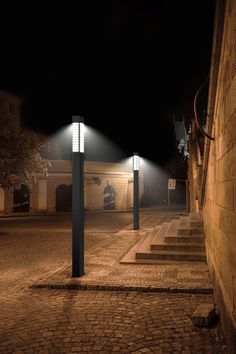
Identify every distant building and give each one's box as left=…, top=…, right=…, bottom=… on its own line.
left=0, top=89, right=22, bottom=134
left=27, top=160, right=136, bottom=213
left=0, top=89, right=143, bottom=214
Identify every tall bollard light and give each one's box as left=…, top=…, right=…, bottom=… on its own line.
left=133, top=152, right=140, bottom=230
left=72, top=116, right=85, bottom=277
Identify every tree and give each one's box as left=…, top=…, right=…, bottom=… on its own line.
left=0, top=129, right=50, bottom=190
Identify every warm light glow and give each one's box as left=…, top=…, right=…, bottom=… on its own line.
left=133, top=154, right=140, bottom=170
left=72, top=122, right=84, bottom=153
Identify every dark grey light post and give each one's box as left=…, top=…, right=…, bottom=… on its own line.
left=72, top=116, right=85, bottom=277
left=133, top=152, right=140, bottom=230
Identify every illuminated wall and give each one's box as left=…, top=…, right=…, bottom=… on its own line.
left=1, top=160, right=143, bottom=213
left=203, top=0, right=236, bottom=349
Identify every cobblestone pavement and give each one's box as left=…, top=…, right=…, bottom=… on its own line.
left=0, top=289, right=227, bottom=354
left=0, top=211, right=229, bottom=353
left=0, top=212, right=133, bottom=290
left=36, top=226, right=212, bottom=293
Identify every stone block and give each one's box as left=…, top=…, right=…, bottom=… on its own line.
left=219, top=207, right=236, bottom=243
left=192, top=303, right=217, bottom=327
left=204, top=198, right=220, bottom=227
left=227, top=73, right=236, bottom=124
left=216, top=180, right=234, bottom=210
left=222, top=146, right=236, bottom=181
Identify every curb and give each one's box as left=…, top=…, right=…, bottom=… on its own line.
left=0, top=210, right=132, bottom=218
left=0, top=208, right=187, bottom=218
left=30, top=282, right=213, bottom=294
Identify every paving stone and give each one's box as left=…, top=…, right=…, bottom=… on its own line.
left=0, top=212, right=229, bottom=353
left=192, top=303, right=217, bottom=327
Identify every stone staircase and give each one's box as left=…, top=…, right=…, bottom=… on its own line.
left=134, top=214, right=206, bottom=264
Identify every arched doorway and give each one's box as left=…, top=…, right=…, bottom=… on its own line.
left=56, top=184, right=72, bottom=211
left=13, top=184, right=30, bottom=212
left=104, top=185, right=116, bottom=209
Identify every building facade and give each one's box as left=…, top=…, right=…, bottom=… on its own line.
left=0, top=160, right=141, bottom=213
left=0, top=89, right=22, bottom=134
left=0, top=90, right=143, bottom=214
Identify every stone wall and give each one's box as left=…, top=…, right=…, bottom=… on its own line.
left=203, top=0, right=236, bottom=349
left=0, top=91, right=142, bottom=214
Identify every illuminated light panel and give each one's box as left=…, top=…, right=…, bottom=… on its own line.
left=72, top=122, right=84, bottom=153
left=133, top=154, right=140, bottom=170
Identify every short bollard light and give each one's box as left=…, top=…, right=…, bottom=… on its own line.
left=72, top=116, right=85, bottom=277
left=133, top=152, right=140, bottom=230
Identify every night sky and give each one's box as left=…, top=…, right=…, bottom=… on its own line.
left=0, top=1, right=215, bottom=163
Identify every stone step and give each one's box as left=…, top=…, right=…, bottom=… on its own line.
left=189, top=216, right=203, bottom=227
left=121, top=213, right=207, bottom=265
left=188, top=213, right=202, bottom=221
left=151, top=242, right=205, bottom=252
left=149, top=224, right=164, bottom=238
left=136, top=250, right=206, bottom=262
left=167, top=219, right=203, bottom=237
left=181, top=214, right=202, bottom=221
left=133, top=223, right=167, bottom=256
left=178, top=227, right=203, bottom=235
left=179, top=215, right=203, bottom=229
left=134, top=258, right=206, bottom=264
left=138, top=228, right=160, bottom=252
left=165, top=220, right=181, bottom=237
left=179, top=220, right=203, bottom=229
left=151, top=222, right=169, bottom=241
left=164, top=235, right=205, bottom=243
left=179, top=219, right=203, bottom=227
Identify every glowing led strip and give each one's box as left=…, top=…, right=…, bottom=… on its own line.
left=72, top=122, right=84, bottom=152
